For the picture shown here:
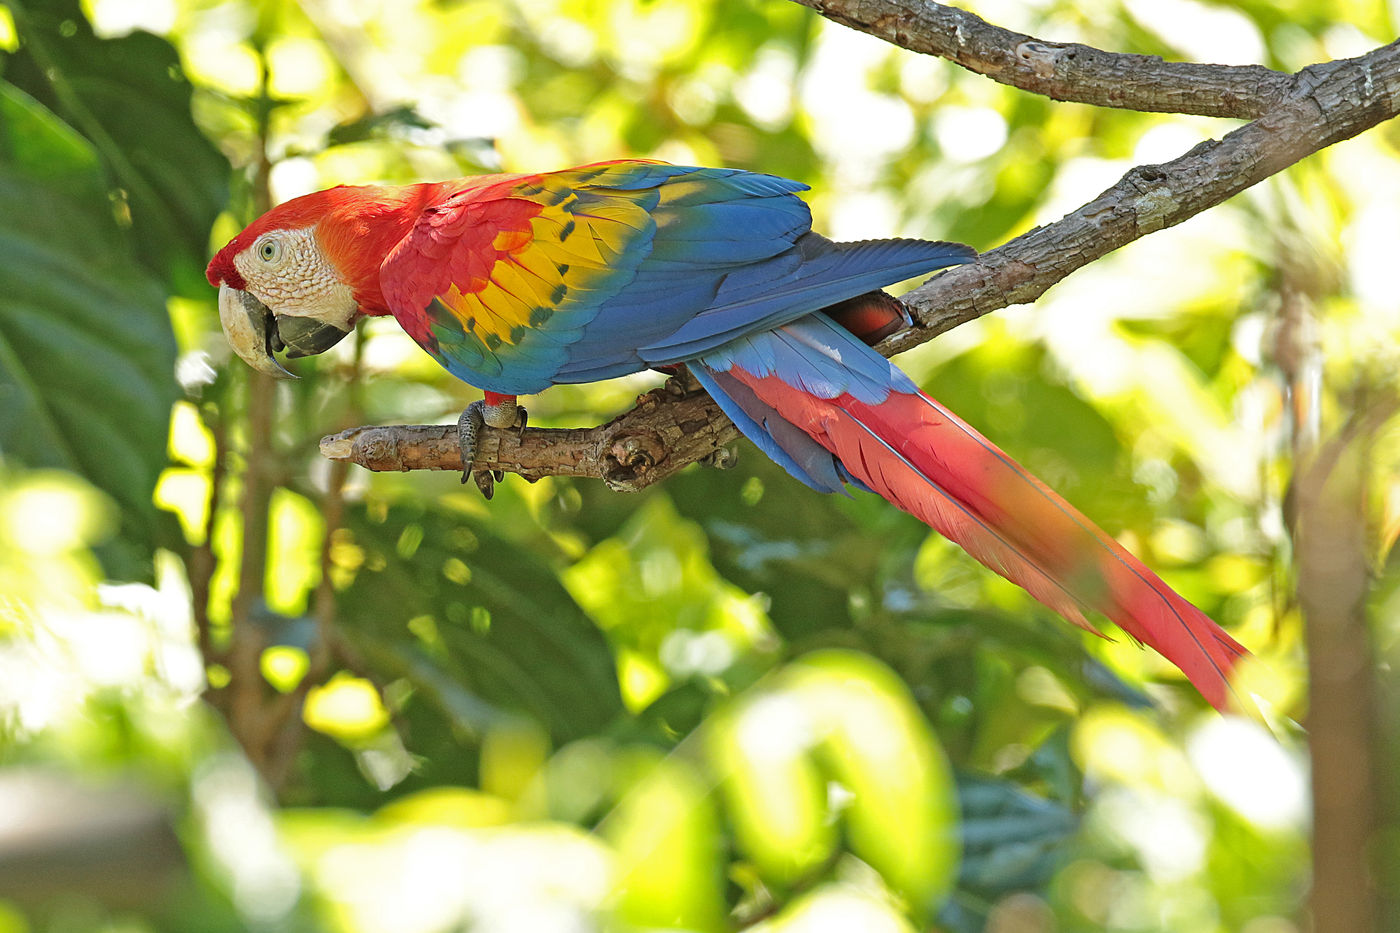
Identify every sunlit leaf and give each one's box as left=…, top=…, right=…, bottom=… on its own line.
left=602, top=749, right=724, bottom=933
left=563, top=494, right=776, bottom=706
left=304, top=672, right=391, bottom=742
left=282, top=806, right=611, bottom=933
left=707, top=691, right=835, bottom=885
left=753, top=884, right=917, bottom=933
left=712, top=651, right=960, bottom=918
left=479, top=718, right=549, bottom=803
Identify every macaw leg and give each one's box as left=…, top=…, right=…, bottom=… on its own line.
left=458, top=391, right=528, bottom=499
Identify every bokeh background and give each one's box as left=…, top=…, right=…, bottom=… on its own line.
left=1, top=0, right=1398, bottom=930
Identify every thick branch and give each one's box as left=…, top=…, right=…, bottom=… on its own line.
left=789, top=0, right=1291, bottom=118
left=321, top=383, right=740, bottom=491
left=888, top=38, right=1400, bottom=351
left=1294, top=402, right=1394, bottom=933
left=323, top=38, right=1400, bottom=483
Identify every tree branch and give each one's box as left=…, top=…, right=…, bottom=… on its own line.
left=322, top=32, right=1400, bottom=485
left=321, top=381, right=740, bottom=490
left=1293, top=398, right=1395, bottom=933
left=788, top=0, right=1292, bottom=118
left=888, top=37, right=1400, bottom=351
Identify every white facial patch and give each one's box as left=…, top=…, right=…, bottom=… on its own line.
left=232, top=226, right=359, bottom=331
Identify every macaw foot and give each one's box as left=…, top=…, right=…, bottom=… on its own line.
left=656, top=363, right=700, bottom=397
left=458, top=394, right=528, bottom=499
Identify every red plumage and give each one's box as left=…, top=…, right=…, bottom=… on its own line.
left=730, top=370, right=1249, bottom=711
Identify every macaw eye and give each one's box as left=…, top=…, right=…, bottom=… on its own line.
left=257, top=237, right=282, bottom=264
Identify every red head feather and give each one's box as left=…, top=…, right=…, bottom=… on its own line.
left=206, top=183, right=442, bottom=314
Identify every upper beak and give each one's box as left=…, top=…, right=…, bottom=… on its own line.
left=217, top=284, right=351, bottom=378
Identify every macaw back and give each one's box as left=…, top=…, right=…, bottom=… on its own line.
left=364, top=162, right=969, bottom=393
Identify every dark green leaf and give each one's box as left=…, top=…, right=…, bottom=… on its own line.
left=4, top=0, right=230, bottom=297
left=0, top=82, right=178, bottom=576
left=955, top=774, right=1077, bottom=891
left=336, top=502, right=624, bottom=745
left=326, top=104, right=435, bottom=146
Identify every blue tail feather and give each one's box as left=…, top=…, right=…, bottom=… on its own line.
left=691, top=365, right=851, bottom=494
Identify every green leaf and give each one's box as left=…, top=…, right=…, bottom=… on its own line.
left=710, top=651, right=961, bottom=919
left=664, top=455, right=879, bottom=640
left=602, top=750, right=725, bottom=933
left=336, top=502, right=624, bottom=745
left=4, top=0, right=230, bottom=296
left=326, top=104, right=435, bottom=146
left=0, top=81, right=178, bottom=576
left=561, top=494, right=775, bottom=704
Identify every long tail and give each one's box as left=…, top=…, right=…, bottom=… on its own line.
left=694, top=312, right=1249, bottom=710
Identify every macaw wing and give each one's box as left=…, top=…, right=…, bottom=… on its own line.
left=379, top=161, right=813, bottom=394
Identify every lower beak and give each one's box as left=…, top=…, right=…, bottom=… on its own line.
left=217, top=285, right=351, bottom=378
left=278, top=315, right=352, bottom=358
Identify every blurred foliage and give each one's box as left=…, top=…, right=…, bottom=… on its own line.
left=0, top=0, right=1398, bottom=931
left=0, top=79, right=185, bottom=578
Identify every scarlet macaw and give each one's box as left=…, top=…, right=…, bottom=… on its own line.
left=208, top=160, right=1248, bottom=709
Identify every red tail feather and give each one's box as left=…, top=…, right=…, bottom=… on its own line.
left=730, top=370, right=1249, bottom=711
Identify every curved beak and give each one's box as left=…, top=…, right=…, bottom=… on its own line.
left=217, top=285, right=351, bottom=378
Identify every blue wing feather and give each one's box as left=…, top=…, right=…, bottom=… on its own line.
left=633, top=237, right=975, bottom=363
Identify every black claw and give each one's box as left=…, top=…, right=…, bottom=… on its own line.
left=475, top=472, right=496, bottom=499
left=458, top=400, right=528, bottom=499
left=458, top=401, right=494, bottom=497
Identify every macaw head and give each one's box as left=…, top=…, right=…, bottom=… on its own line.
left=206, top=184, right=420, bottom=377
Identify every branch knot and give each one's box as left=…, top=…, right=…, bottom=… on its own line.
left=603, top=431, right=667, bottom=491
left=1015, top=40, right=1067, bottom=78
